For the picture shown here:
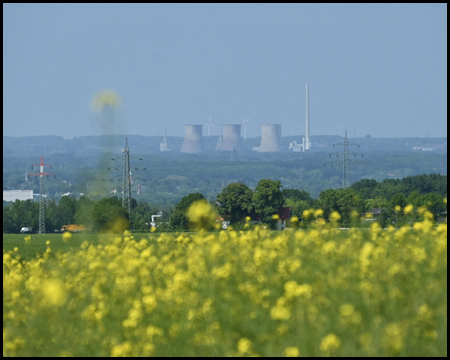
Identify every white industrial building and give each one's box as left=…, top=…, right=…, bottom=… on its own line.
left=3, top=190, right=34, bottom=202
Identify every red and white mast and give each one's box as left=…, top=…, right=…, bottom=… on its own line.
left=28, top=155, right=56, bottom=234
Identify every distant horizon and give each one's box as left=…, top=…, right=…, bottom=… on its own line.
left=2, top=133, right=448, bottom=141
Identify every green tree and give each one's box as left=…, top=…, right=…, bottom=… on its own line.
left=217, top=183, right=253, bottom=224
left=284, top=199, right=311, bottom=219
left=420, top=193, right=446, bottom=221
left=3, top=205, right=14, bottom=233
left=281, top=189, right=314, bottom=205
left=335, top=188, right=364, bottom=226
left=92, top=196, right=129, bottom=233
left=7, top=200, right=39, bottom=233
left=55, top=196, right=77, bottom=228
left=351, top=178, right=378, bottom=200
left=316, top=189, right=339, bottom=221
left=390, top=193, right=407, bottom=209
left=252, top=179, right=283, bottom=228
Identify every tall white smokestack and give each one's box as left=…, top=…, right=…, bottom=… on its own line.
left=181, top=125, right=204, bottom=153
left=305, top=83, right=310, bottom=150
left=260, top=124, right=281, bottom=152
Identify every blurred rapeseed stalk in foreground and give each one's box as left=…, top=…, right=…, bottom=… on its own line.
left=3, top=207, right=447, bottom=357
left=186, top=200, right=219, bottom=231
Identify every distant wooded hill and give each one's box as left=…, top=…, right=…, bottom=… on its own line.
left=3, top=140, right=447, bottom=205
left=3, top=134, right=447, bottom=157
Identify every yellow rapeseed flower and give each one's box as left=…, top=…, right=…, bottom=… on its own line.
left=62, top=231, right=72, bottom=243
left=303, top=209, right=314, bottom=219
left=237, top=338, right=252, bottom=354
left=320, top=333, right=341, bottom=353
left=383, top=322, right=404, bottom=354
left=284, top=346, right=300, bottom=357
left=187, top=201, right=216, bottom=231
left=395, top=205, right=401, bottom=212
left=41, top=279, right=67, bottom=306
left=329, top=211, right=341, bottom=222
left=403, top=204, right=414, bottom=215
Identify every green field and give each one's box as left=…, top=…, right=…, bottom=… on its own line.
left=3, top=233, right=156, bottom=261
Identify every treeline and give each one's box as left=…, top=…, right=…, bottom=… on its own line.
left=210, top=174, right=447, bottom=229
left=3, top=174, right=447, bottom=233
left=2, top=196, right=170, bottom=234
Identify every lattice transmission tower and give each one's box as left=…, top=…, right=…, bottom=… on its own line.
left=122, top=137, right=132, bottom=219
left=28, top=156, right=56, bottom=234
left=106, top=138, right=146, bottom=230
left=325, top=130, right=365, bottom=188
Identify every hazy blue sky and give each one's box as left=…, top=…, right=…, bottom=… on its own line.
left=3, top=4, right=447, bottom=139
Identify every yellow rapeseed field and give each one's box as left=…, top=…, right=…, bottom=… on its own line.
left=3, top=205, right=447, bottom=356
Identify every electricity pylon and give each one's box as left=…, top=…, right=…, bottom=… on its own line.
left=122, top=137, right=132, bottom=221
left=28, top=156, right=56, bottom=234
left=325, top=130, right=365, bottom=188
left=106, top=138, right=146, bottom=231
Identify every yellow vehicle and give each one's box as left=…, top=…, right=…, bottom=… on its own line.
left=61, top=225, right=87, bottom=233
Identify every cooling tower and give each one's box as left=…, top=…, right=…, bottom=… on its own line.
left=220, top=124, right=242, bottom=151
left=181, top=125, right=204, bottom=153
left=259, top=124, right=281, bottom=152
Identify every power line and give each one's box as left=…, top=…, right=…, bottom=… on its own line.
left=325, top=130, right=365, bottom=188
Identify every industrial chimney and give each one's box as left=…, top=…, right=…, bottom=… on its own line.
left=219, top=124, right=242, bottom=151
left=181, top=125, right=204, bottom=153
left=305, top=83, right=310, bottom=150
left=259, top=124, right=281, bottom=152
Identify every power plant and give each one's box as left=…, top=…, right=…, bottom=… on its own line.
left=217, top=124, right=242, bottom=151
left=259, top=124, right=281, bottom=152
left=181, top=125, right=204, bottom=153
